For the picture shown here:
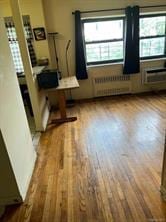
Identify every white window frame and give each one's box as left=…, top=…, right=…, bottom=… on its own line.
left=82, top=17, right=125, bottom=65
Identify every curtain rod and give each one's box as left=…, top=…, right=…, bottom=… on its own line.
left=72, top=5, right=166, bottom=14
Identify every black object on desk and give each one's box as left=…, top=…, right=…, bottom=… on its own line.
left=37, top=69, right=59, bottom=89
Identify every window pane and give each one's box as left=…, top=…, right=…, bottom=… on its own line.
left=84, top=20, right=123, bottom=42
left=140, top=37, right=165, bottom=57
left=9, top=41, right=24, bottom=73
left=86, top=41, right=123, bottom=63
left=140, top=16, right=166, bottom=37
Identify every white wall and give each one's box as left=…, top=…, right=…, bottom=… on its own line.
left=0, top=131, right=21, bottom=205
left=42, top=0, right=166, bottom=102
left=0, top=0, right=50, bottom=131
left=0, top=16, right=36, bottom=200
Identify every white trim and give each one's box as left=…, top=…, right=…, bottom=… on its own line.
left=87, top=57, right=166, bottom=69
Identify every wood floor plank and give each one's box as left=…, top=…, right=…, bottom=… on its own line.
left=1, top=92, right=166, bottom=222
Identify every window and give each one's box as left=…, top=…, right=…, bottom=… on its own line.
left=83, top=14, right=166, bottom=65
left=83, top=18, right=124, bottom=65
left=7, top=26, right=24, bottom=73
left=140, top=14, right=166, bottom=59
left=5, top=16, right=37, bottom=74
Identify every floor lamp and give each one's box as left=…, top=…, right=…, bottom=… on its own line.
left=66, top=40, right=75, bottom=106
left=48, top=32, right=61, bottom=79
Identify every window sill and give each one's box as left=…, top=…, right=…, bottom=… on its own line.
left=87, top=57, right=166, bottom=69
left=87, top=61, right=123, bottom=68
left=140, top=57, right=166, bottom=63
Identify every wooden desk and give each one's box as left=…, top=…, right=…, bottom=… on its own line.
left=47, top=76, right=79, bottom=124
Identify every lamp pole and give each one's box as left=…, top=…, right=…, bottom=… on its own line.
left=48, top=32, right=60, bottom=72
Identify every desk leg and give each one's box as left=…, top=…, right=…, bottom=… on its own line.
left=58, top=90, right=67, bottom=119
left=51, top=90, right=77, bottom=124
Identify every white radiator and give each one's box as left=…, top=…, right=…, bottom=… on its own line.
left=143, top=67, right=166, bottom=84
left=92, top=75, right=131, bottom=97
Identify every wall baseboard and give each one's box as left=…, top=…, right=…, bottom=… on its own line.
left=42, top=103, right=50, bottom=131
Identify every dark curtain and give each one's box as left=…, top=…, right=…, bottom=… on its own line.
left=123, top=6, right=140, bottom=74
left=75, top=10, right=88, bottom=79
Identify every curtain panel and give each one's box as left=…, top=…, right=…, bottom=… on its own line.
left=75, top=10, right=88, bottom=80
left=123, top=6, right=140, bottom=75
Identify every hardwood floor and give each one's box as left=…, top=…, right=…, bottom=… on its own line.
left=2, top=93, right=166, bottom=222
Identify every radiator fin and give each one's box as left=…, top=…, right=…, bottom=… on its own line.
left=96, top=87, right=130, bottom=97
left=94, top=75, right=130, bottom=84
left=92, top=74, right=131, bottom=97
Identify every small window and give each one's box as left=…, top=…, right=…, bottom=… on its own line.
left=140, top=14, right=166, bottom=59
left=5, top=16, right=37, bottom=74
left=83, top=18, right=124, bottom=65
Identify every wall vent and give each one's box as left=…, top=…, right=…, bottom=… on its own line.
left=92, top=75, right=131, bottom=97
left=143, top=67, right=166, bottom=84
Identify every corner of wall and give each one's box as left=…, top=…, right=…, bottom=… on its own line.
left=20, top=150, right=36, bottom=200
left=160, top=186, right=166, bottom=202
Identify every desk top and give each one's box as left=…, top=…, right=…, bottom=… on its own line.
left=46, top=76, right=79, bottom=91
left=57, top=76, right=79, bottom=90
